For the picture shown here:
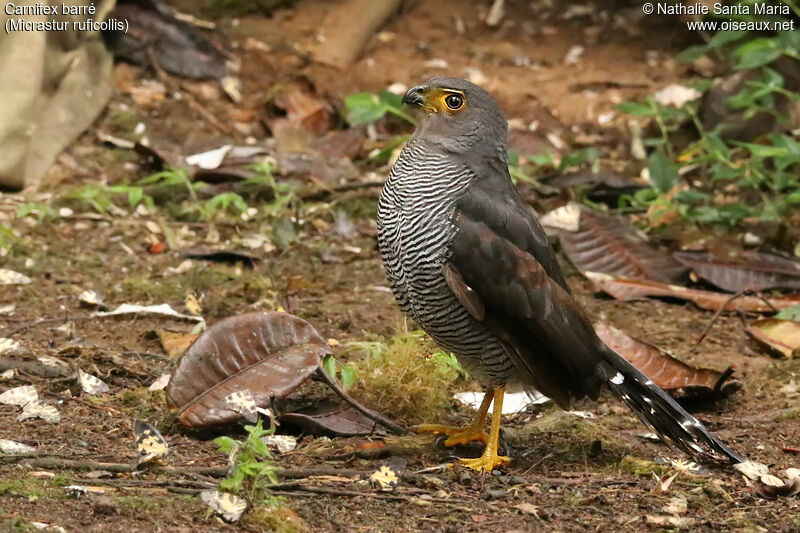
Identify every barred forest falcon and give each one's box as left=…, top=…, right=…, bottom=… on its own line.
left=376, top=77, right=744, bottom=473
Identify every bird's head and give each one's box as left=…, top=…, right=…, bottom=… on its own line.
left=402, top=77, right=508, bottom=157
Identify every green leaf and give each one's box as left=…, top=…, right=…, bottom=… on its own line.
left=214, top=436, right=237, bottom=451
left=616, top=101, right=655, bottom=117
left=673, top=189, right=712, bottom=204
left=322, top=355, right=337, bottom=380
left=345, top=93, right=388, bottom=125
left=705, top=133, right=730, bottom=160
left=708, top=29, right=750, bottom=49
left=559, top=148, right=601, bottom=171
left=251, top=440, right=270, bottom=458
left=775, top=304, right=800, bottom=322
left=647, top=150, right=679, bottom=194
left=378, top=90, right=403, bottom=108
left=771, top=134, right=800, bottom=171
left=710, top=164, right=743, bottom=182
left=734, top=142, right=791, bottom=158
left=676, top=44, right=708, bottom=64
left=734, top=37, right=782, bottom=69
left=786, top=190, right=800, bottom=205
left=340, top=364, right=357, bottom=391
left=127, top=187, right=144, bottom=208
left=527, top=153, right=556, bottom=167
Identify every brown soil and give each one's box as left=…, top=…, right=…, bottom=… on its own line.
left=2, top=1, right=799, bottom=531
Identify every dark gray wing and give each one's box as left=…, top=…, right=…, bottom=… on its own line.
left=445, top=186, right=605, bottom=407
left=455, top=173, right=570, bottom=293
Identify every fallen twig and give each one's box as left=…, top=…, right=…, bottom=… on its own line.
left=694, top=289, right=778, bottom=345
left=316, top=366, right=407, bottom=435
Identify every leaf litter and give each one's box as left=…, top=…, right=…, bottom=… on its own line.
left=200, top=490, right=247, bottom=522
left=165, top=311, right=329, bottom=427
left=78, top=369, right=110, bottom=395
left=554, top=207, right=687, bottom=283
left=133, top=419, right=170, bottom=466
left=674, top=249, right=800, bottom=292
left=595, top=321, right=739, bottom=397
left=587, top=272, right=800, bottom=312
left=747, top=319, right=800, bottom=358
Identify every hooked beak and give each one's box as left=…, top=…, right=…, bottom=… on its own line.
left=402, top=84, right=427, bottom=107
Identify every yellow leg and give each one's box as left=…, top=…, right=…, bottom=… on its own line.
left=415, top=390, right=493, bottom=446
left=459, top=385, right=511, bottom=473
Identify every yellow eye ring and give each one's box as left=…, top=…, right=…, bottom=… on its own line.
left=443, top=93, right=464, bottom=111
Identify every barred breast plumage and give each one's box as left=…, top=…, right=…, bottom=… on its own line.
left=377, top=140, right=515, bottom=385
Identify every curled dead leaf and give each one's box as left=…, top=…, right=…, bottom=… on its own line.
left=279, top=403, right=378, bottom=437
left=595, top=322, right=739, bottom=398
left=558, top=209, right=687, bottom=283
left=747, top=319, right=800, bottom=358
left=587, top=272, right=800, bottom=312
left=674, top=250, right=800, bottom=292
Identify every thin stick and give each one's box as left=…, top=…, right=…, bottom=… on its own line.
left=315, top=367, right=407, bottom=435
left=694, top=289, right=746, bottom=345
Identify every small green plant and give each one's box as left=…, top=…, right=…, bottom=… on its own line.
left=0, top=224, right=15, bottom=250
left=344, top=91, right=416, bottom=126
left=321, top=354, right=357, bottom=391
left=431, top=351, right=469, bottom=380
left=59, top=182, right=153, bottom=214
left=214, top=418, right=278, bottom=501
left=616, top=15, right=800, bottom=229
left=16, top=202, right=56, bottom=222
left=202, top=192, right=249, bottom=219
left=508, top=147, right=602, bottom=185
left=243, top=162, right=297, bottom=216
left=61, top=183, right=116, bottom=213
left=137, top=166, right=199, bottom=201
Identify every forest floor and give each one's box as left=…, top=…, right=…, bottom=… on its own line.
left=1, top=0, right=799, bottom=531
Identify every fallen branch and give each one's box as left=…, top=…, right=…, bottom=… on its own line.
left=313, top=0, right=403, bottom=67
left=694, top=289, right=778, bottom=345
left=0, top=455, right=640, bottom=489
left=316, top=366, right=407, bottom=435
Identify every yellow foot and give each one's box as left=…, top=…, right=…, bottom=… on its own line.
left=459, top=452, right=511, bottom=473
left=415, top=424, right=489, bottom=446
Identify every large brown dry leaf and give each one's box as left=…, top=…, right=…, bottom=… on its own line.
left=674, top=250, right=800, bottom=292
left=279, top=403, right=378, bottom=437
left=595, top=322, right=738, bottom=397
left=747, top=319, right=800, bottom=358
left=559, top=209, right=687, bottom=283
left=587, top=272, right=800, bottom=312
left=165, top=312, right=330, bottom=427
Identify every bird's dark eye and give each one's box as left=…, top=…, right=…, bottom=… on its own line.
left=444, top=94, right=464, bottom=110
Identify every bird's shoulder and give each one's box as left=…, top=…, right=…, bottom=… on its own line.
left=453, top=173, right=569, bottom=292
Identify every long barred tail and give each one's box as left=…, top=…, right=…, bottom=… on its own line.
left=600, top=345, right=743, bottom=464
